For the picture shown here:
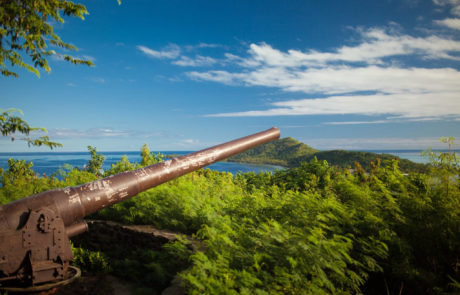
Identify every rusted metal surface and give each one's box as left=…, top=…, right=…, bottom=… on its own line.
left=0, top=127, right=280, bottom=289
left=65, top=221, right=88, bottom=238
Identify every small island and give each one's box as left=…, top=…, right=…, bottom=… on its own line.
left=229, top=137, right=428, bottom=172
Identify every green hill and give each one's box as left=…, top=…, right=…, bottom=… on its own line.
left=228, top=137, right=318, bottom=166
left=229, top=137, right=428, bottom=173
left=293, top=150, right=428, bottom=173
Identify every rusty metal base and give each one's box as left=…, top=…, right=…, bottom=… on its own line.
left=0, top=266, right=81, bottom=294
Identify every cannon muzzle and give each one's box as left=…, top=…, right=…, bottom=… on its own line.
left=0, top=127, right=280, bottom=289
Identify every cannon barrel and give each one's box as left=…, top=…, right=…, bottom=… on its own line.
left=0, top=127, right=280, bottom=288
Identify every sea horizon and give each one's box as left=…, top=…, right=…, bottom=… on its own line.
left=0, top=148, right=457, bottom=155
left=0, top=149, right=457, bottom=177
left=0, top=150, right=282, bottom=177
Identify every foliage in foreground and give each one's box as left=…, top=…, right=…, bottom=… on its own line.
left=0, top=142, right=459, bottom=294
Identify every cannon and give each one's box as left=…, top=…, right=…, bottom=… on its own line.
left=0, top=127, right=280, bottom=291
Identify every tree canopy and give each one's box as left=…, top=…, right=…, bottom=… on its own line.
left=0, top=0, right=94, bottom=77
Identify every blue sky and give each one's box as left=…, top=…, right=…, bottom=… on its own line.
left=1, top=0, right=460, bottom=152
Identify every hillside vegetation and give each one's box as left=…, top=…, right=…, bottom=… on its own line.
left=295, top=150, right=428, bottom=172
left=229, top=137, right=428, bottom=172
left=0, top=142, right=458, bottom=294
left=229, top=137, right=318, bottom=166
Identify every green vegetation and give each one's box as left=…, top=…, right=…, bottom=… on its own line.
left=296, top=150, right=428, bottom=173
left=229, top=137, right=318, bottom=166
left=0, top=0, right=94, bottom=77
left=0, top=139, right=459, bottom=294
left=86, top=145, right=105, bottom=176
left=229, top=137, right=428, bottom=172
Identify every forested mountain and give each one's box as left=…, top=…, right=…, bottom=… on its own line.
left=229, top=137, right=428, bottom=172
left=229, top=137, right=318, bottom=166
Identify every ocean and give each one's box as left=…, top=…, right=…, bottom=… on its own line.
left=0, top=149, right=443, bottom=177
left=0, top=151, right=282, bottom=177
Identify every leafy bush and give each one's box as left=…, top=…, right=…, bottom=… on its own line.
left=71, top=243, right=111, bottom=273
left=86, top=145, right=105, bottom=176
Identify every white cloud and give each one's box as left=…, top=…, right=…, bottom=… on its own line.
left=192, top=66, right=460, bottom=95
left=197, top=43, right=221, bottom=48
left=208, top=92, right=460, bottom=118
left=324, top=120, right=390, bottom=125
left=168, top=76, right=183, bottom=82
left=49, top=128, right=131, bottom=139
left=138, top=44, right=219, bottom=67
left=303, top=136, right=456, bottom=150
left=90, top=77, right=106, bottom=83
left=220, top=30, right=460, bottom=68
left=177, top=139, right=201, bottom=147
left=137, top=44, right=180, bottom=59
left=324, top=117, right=442, bottom=125
left=173, top=55, right=217, bottom=67
left=433, top=0, right=460, bottom=16
left=405, top=117, right=444, bottom=122
left=279, top=125, right=308, bottom=128
left=188, top=70, right=243, bottom=85
left=185, top=43, right=222, bottom=51
left=185, top=25, right=460, bottom=119
left=44, top=128, right=168, bottom=139
left=182, top=139, right=199, bottom=144
left=435, top=17, right=460, bottom=30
